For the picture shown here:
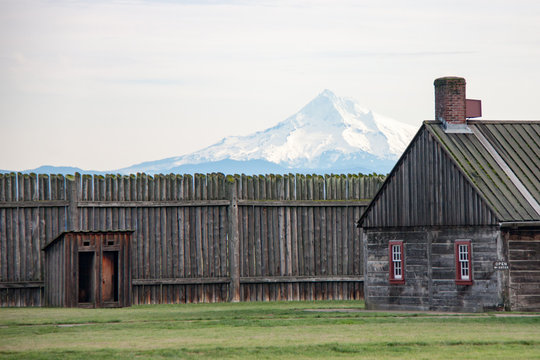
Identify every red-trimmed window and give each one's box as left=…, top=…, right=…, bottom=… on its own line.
left=389, top=241, right=405, bottom=284
left=455, top=240, right=473, bottom=285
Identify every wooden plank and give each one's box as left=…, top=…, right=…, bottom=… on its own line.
left=337, top=175, right=345, bottom=299
left=103, top=175, right=112, bottom=229
left=331, top=176, right=338, bottom=299
left=133, top=277, right=231, bottom=285
left=301, top=174, right=309, bottom=299
left=271, top=174, right=279, bottom=300
left=211, top=174, right=220, bottom=279
left=147, top=176, right=156, bottom=300
left=0, top=177, right=7, bottom=283
left=283, top=175, right=291, bottom=299
left=29, top=174, right=40, bottom=282
left=149, top=175, right=159, bottom=303
left=15, top=174, right=23, bottom=285
left=22, top=175, right=32, bottom=287
left=141, top=175, right=150, bottom=295
left=238, top=199, right=371, bottom=207
left=19, top=175, right=33, bottom=301
left=254, top=175, right=262, bottom=300
left=296, top=175, right=305, bottom=277
left=237, top=174, right=245, bottom=301
left=277, top=175, right=286, bottom=299
left=289, top=176, right=298, bottom=299
left=179, top=176, right=188, bottom=281
left=0, top=200, right=69, bottom=208
left=261, top=175, right=269, bottom=301
left=218, top=185, right=227, bottom=280
left=171, top=194, right=180, bottom=281
left=50, top=176, right=61, bottom=302
left=0, top=281, right=45, bottom=289
left=175, top=176, right=183, bottom=279
left=228, top=175, right=240, bottom=302
left=239, top=276, right=364, bottom=284
left=185, top=175, right=194, bottom=280
left=38, top=174, right=49, bottom=278
left=111, top=175, right=119, bottom=230
left=240, top=175, right=248, bottom=280
left=307, top=175, right=315, bottom=282
left=267, top=176, right=276, bottom=281
left=165, top=178, right=173, bottom=282
left=66, top=199, right=369, bottom=208
left=312, top=175, right=321, bottom=299
left=80, top=175, right=89, bottom=231
left=207, top=174, right=215, bottom=280
left=202, top=174, right=211, bottom=302
left=247, top=176, right=256, bottom=301
left=96, top=175, right=105, bottom=229
left=278, top=176, right=286, bottom=277
left=217, top=174, right=227, bottom=301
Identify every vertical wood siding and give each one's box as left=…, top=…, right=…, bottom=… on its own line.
left=0, top=173, right=383, bottom=306
left=363, top=129, right=498, bottom=228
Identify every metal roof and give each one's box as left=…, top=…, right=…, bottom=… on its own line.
left=426, top=120, right=540, bottom=222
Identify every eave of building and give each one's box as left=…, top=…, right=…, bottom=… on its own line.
left=42, top=229, right=134, bottom=251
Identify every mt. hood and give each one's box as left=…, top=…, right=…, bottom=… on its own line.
left=120, top=89, right=417, bottom=175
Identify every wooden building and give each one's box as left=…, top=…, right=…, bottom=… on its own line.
left=43, top=231, right=132, bottom=308
left=358, top=77, right=540, bottom=312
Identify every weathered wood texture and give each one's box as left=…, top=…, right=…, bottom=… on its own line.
left=0, top=173, right=383, bottom=306
left=362, top=129, right=499, bottom=228
left=507, top=230, right=540, bottom=311
left=364, top=227, right=502, bottom=312
left=43, top=231, right=131, bottom=308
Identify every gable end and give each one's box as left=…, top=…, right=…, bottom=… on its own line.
left=360, top=125, right=498, bottom=228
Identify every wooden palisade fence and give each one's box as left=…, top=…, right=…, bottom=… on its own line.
left=0, top=172, right=384, bottom=307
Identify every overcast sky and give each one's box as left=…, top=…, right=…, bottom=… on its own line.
left=1, top=0, right=539, bottom=171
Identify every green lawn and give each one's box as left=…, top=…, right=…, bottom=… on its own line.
left=0, top=301, right=539, bottom=359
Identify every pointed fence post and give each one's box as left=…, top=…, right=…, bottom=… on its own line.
left=66, top=173, right=80, bottom=231
left=228, top=176, right=240, bottom=302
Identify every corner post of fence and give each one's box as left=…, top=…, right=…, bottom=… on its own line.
left=228, top=175, right=240, bottom=302
left=66, top=173, right=80, bottom=231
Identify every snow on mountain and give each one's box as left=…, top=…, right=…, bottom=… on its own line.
left=120, top=89, right=417, bottom=175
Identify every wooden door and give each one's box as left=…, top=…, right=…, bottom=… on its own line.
left=78, top=251, right=96, bottom=305
left=102, top=251, right=119, bottom=303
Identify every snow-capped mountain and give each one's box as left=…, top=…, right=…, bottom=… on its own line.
left=5, top=90, right=418, bottom=176
left=119, top=89, right=417, bottom=175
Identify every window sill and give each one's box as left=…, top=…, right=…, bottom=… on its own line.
left=455, top=280, right=473, bottom=286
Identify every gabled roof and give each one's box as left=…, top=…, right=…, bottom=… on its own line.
left=358, top=120, right=540, bottom=227
left=427, top=120, right=540, bottom=222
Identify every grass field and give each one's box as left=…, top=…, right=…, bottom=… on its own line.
left=1, top=301, right=539, bottom=359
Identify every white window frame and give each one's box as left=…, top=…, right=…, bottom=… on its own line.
left=389, top=241, right=404, bottom=284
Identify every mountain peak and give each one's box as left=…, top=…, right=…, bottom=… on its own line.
left=119, top=90, right=418, bottom=175
left=319, top=89, right=337, bottom=98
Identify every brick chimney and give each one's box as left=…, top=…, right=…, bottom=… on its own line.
left=434, top=76, right=467, bottom=128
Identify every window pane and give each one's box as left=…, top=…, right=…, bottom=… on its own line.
left=457, top=243, right=470, bottom=281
